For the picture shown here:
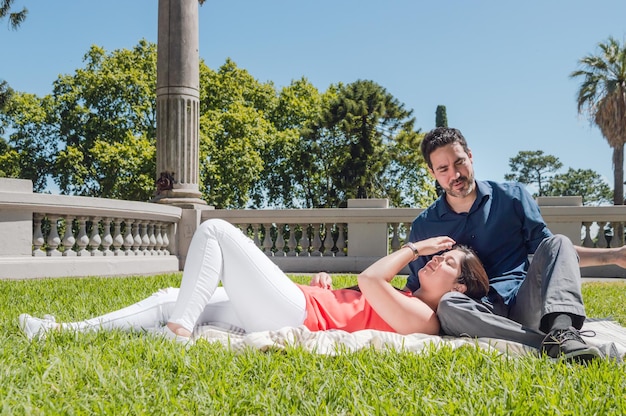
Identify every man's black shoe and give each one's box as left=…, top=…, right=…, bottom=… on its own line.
left=541, top=327, right=601, bottom=362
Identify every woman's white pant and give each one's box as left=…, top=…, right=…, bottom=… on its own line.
left=61, top=287, right=243, bottom=333
left=62, top=219, right=306, bottom=334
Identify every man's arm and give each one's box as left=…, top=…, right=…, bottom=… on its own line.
left=576, top=245, right=626, bottom=269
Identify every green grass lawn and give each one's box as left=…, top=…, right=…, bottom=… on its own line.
left=1, top=274, right=625, bottom=415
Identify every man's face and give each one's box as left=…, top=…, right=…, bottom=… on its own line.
left=428, top=142, right=475, bottom=198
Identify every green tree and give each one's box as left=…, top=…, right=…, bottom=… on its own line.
left=504, top=150, right=563, bottom=196
left=259, top=77, right=324, bottom=208
left=386, top=130, right=437, bottom=207
left=51, top=40, right=157, bottom=200
left=308, top=80, right=418, bottom=206
left=545, top=168, right=613, bottom=206
left=0, top=0, right=27, bottom=29
left=0, top=137, right=20, bottom=178
left=1, top=0, right=28, bottom=115
left=434, top=105, right=448, bottom=196
left=435, top=105, right=448, bottom=127
left=0, top=92, right=56, bottom=191
left=199, top=59, right=279, bottom=208
left=571, top=37, right=626, bottom=207
left=0, top=80, right=13, bottom=117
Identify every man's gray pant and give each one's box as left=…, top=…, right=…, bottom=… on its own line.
left=437, top=235, right=586, bottom=348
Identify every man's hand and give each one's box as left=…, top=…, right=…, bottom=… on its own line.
left=612, top=245, right=626, bottom=269
left=310, top=272, right=332, bottom=289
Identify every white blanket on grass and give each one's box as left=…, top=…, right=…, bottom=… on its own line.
left=194, top=320, right=626, bottom=360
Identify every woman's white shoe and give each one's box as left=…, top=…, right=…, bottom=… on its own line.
left=18, top=314, right=58, bottom=340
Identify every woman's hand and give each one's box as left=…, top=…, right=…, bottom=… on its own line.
left=309, top=272, right=332, bottom=289
left=416, top=236, right=455, bottom=257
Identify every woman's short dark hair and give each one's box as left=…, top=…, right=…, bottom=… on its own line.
left=420, top=127, right=470, bottom=169
left=453, top=244, right=489, bottom=299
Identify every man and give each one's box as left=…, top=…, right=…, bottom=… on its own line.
left=406, top=127, right=626, bottom=361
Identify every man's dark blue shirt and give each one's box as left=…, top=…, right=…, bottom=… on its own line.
left=406, top=180, right=552, bottom=304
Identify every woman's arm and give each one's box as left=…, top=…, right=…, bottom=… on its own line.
left=357, top=237, right=455, bottom=335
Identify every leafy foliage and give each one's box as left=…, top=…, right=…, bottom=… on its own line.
left=305, top=80, right=428, bottom=207
left=51, top=40, right=157, bottom=200
left=198, top=59, right=278, bottom=208
left=435, top=104, right=448, bottom=128
left=505, top=150, right=612, bottom=205
left=546, top=168, right=613, bottom=206
left=0, top=0, right=27, bottom=112
left=0, top=0, right=27, bottom=30
left=571, top=36, right=626, bottom=206
left=2, top=44, right=434, bottom=208
left=504, top=150, right=563, bottom=197
left=0, top=92, right=56, bottom=191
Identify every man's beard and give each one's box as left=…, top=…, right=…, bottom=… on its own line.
left=445, top=174, right=475, bottom=198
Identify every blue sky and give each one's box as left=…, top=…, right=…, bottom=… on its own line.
left=2, top=0, right=625, bottom=192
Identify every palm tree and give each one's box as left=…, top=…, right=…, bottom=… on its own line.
left=0, top=0, right=27, bottom=30
left=571, top=37, right=626, bottom=208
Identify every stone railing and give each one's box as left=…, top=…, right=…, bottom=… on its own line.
left=200, top=199, right=421, bottom=274
left=0, top=178, right=181, bottom=279
left=2, top=179, right=626, bottom=279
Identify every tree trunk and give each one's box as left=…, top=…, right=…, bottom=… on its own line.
left=613, top=143, right=624, bottom=246
left=613, top=143, right=624, bottom=205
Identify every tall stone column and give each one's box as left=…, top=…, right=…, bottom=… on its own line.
left=153, top=0, right=206, bottom=206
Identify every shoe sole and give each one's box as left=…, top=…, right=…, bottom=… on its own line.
left=560, top=346, right=602, bottom=363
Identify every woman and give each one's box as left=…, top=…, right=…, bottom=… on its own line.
left=20, top=219, right=489, bottom=341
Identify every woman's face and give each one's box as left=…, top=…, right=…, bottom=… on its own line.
left=417, top=249, right=464, bottom=293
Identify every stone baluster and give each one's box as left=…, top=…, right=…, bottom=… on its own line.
left=144, top=221, right=157, bottom=256
left=274, top=223, right=286, bottom=256
left=88, top=217, right=103, bottom=256
left=62, top=216, right=77, bottom=256
left=299, top=224, right=311, bottom=256
left=32, top=213, right=45, bottom=257
left=132, top=221, right=143, bottom=256
left=323, top=223, right=333, bottom=257
left=124, top=219, right=135, bottom=256
left=335, top=223, right=346, bottom=256
left=45, top=215, right=62, bottom=257
left=162, top=224, right=170, bottom=255
left=140, top=221, right=151, bottom=255
left=101, top=218, right=113, bottom=256
left=286, top=224, right=297, bottom=257
left=596, top=221, right=608, bottom=248
left=142, top=222, right=151, bottom=255
left=75, top=217, right=90, bottom=256
left=155, top=223, right=164, bottom=255
left=609, top=222, right=621, bottom=248
left=251, top=224, right=261, bottom=248
left=390, top=223, right=401, bottom=252
left=581, top=222, right=593, bottom=247
left=310, top=223, right=323, bottom=256
left=111, top=219, right=124, bottom=256
left=262, top=223, right=273, bottom=255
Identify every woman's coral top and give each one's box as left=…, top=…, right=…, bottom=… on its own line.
left=297, top=284, right=412, bottom=333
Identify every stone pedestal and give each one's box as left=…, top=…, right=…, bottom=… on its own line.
left=346, top=198, right=390, bottom=257
left=0, top=178, right=33, bottom=257
left=536, top=196, right=583, bottom=244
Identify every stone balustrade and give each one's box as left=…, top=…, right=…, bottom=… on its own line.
left=0, top=178, right=181, bottom=279
left=1, top=179, right=626, bottom=279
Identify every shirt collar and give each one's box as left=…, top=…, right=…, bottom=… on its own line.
left=436, top=180, right=492, bottom=217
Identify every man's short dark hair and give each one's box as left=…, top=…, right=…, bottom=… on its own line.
left=420, top=127, right=470, bottom=169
